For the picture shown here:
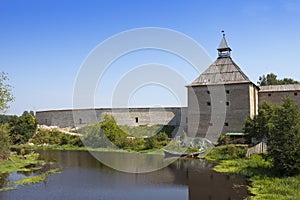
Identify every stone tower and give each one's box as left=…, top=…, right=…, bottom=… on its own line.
left=187, top=32, right=258, bottom=142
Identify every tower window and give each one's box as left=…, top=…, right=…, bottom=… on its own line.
left=268, top=93, right=271, bottom=97
left=294, top=92, right=298, bottom=96
left=135, top=117, right=138, bottom=123
left=226, top=90, right=230, bottom=94
left=207, top=90, right=210, bottom=94
left=226, top=102, right=230, bottom=106
left=224, top=122, right=229, bottom=126
left=79, top=118, right=82, bottom=124
left=207, top=102, right=211, bottom=106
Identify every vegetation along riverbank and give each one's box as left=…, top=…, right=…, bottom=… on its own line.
left=0, top=152, right=60, bottom=191
left=206, top=145, right=300, bottom=199
left=1, top=94, right=300, bottom=199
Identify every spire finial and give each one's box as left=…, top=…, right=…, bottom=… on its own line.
left=217, top=30, right=232, bottom=58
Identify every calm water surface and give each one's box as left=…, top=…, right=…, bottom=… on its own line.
left=0, top=150, right=248, bottom=200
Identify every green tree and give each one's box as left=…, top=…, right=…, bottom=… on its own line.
left=258, top=73, right=299, bottom=86
left=0, top=72, right=14, bottom=112
left=269, top=97, right=300, bottom=176
left=9, top=113, right=37, bottom=144
left=0, top=123, right=11, bottom=160
left=245, top=97, right=300, bottom=176
left=0, top=114, right=15, bottom=124
left=100, top=115, right=128, bottom=148
left=244, top=102, right=277, bottom=141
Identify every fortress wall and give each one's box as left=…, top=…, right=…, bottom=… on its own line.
left=36, top=107, right=188, bottom=129
left=259, top=91, right=300, bottom=106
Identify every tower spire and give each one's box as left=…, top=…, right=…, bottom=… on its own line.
left=217, top=30, right=232, bottom=58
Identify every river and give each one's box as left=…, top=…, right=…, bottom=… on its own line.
left=0, top=150, right=248, bottom=200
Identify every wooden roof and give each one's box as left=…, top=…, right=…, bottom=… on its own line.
left=189, top=56, right=252, bottom=86
left=259, top=84, right=300, bottom=92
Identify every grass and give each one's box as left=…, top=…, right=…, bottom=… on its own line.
left=0, top=153, right=42, bottom=174
left=206, top=145, right=300, bottom=200
left=213, top=154, right=273, bottom=177
left=205, top=144, right=248, bottom=162
left=0, top=152, right=60, bottom=191
left=14, top=168, right=60, bottom=185
left=249, top=175, right=300, bottom=200
left=119, top=125, right=175, bottom=138
left=12, top=144, right=166, bottom=154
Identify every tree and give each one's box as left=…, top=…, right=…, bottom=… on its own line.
left=257, top=73, right=299, bottom=86
left=269, top=98, right=300, bottom=176
left=0, top=72, right=14, bottom=159
left=9, top=113, right=37, bottom=144
left=100, top=114, right=128, bottom=148
left=22, top=110, right=35, bottom=116
left=0, top=123, right=11, bottom=160
left=0, top=72, right=14, bottom=112
left=244, top=102, right=277, bottom=141
left=22, top=111, right=29, bottom=116
left=245, top=97, right=300, bottom=176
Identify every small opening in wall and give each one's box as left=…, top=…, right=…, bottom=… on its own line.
left=224, top=122, right=229, bottom=126
left=294, top=92, right=298, bottom=96
left=207, top=102, right=211, bottom=106
left=79, top=118, right=82, bottom=124
left=207, top=90, right=210, bottom=94
left=268, top=93, right=271, bottom=96
left=209, top=123, right=213, bottom=126
left=226, top=90, right=230, bottom=94
left=226, top=102, right=230, bottom=106
left=135, top=117, right=138, bottom=123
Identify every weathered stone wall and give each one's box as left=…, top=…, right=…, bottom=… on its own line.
left=258, top=91, right=300, bottom=106
left=36, top=107, right=188, bottom=130
left=221, top=83, right=256, bottom=134
left=187, top=83, right=258, bottom=141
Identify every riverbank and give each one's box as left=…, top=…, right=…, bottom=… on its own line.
left=206, top=145, right=300, bottom=199
left=0, top=152, right=60, bottom=191
left=11, top=144, right=167, bottom=155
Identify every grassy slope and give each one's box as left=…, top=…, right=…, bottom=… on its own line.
left=206, top=145, right=300, bottom=200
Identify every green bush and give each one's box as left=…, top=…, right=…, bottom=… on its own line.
left=206, top=145, right=248, bottom=161
left=217, top=135, right=230, bottom=145
left=78, top=115, right=171, bottom=151
left=154, top=132, right=168, bottom=142
left=9, top=113, right=37, bottom=144
left=31, top=129, right=83, bottom=147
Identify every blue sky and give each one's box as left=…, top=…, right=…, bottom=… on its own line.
left=1, top=0, right=300, bottom=115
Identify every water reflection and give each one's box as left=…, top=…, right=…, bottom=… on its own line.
left=0, top=150, right=248, bottom=200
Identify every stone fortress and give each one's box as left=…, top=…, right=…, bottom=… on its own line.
left=36, top=33, right=300, bottom=141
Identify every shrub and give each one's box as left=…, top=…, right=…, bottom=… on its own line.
left=31, top=128, right=83, bottom=147
left=217, top=135, right=230, bottom=145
